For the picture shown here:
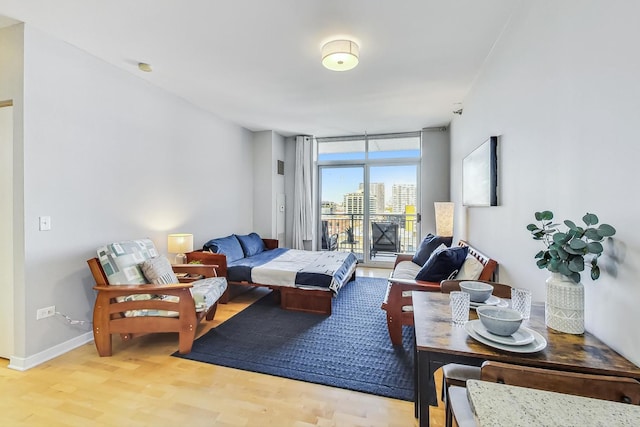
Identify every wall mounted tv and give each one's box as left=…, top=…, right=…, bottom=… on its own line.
left=462, top=136, right=498, bottom=207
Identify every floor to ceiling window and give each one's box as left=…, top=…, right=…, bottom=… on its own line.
left=317, top=132, right=421, bottom=266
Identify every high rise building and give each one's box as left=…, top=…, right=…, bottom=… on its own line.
left=359, top=182, right=386, bottom=213
left=321, top=201, right=338, bottom=215
left=344, top=190, right=377, bottom=214
left=392, top=184, right=416, bottom=213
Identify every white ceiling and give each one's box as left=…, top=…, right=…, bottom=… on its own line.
left=0, top=0, right=516, bottom=137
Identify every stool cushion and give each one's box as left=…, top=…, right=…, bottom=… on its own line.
left=443, top=363, right=482, bottom=385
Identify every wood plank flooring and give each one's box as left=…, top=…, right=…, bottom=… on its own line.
left=0, top=268, right=444, bottom=426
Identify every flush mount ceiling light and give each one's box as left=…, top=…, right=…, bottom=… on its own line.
left=321, top=40, right=359, bottom=71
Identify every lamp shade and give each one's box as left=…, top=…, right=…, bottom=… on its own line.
left=322, top=40, right=359, bottom=71
left=167, top=233, right=194, bottom=254
left=434, top=202, right=454, bottom=237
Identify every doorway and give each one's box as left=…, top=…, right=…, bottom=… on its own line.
left=0, top=101, right=14, bottom=359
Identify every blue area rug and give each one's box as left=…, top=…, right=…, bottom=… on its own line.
left=173, top=277, right=414, bottom=401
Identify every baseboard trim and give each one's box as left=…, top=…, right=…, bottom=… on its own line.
left=8, top=332, right=94, bottom=371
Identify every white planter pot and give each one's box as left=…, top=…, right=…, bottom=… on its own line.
left=545, top=273, right=585, bottom=334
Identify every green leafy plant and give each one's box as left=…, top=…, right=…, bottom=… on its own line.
left=527, top=211, right=616, bottom=283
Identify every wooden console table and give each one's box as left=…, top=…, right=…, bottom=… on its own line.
left=412, top=291, right=640, bottom=427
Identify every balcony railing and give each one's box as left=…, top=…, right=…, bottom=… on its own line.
left=321, top=213, right=419, bottom=262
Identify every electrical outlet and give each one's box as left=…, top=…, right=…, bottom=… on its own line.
left=36, top=305, right=55, bottom=320
left=39, top=216, right=51, bottom=231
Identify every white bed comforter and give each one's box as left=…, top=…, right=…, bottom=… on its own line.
left=250, top=249, right=355, bottom=290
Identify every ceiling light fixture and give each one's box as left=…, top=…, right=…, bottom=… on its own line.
left=138, top=62, right=152, bottom=72
left=321, top=40, right=359, bottom=72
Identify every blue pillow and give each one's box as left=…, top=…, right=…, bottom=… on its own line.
left=412, top=234, right=451, bottom=266
left=202, top=235, right=245, bottom=262
left=415, top=246, right=469, bottom=282
left=236, top=233, right=266, bottom=257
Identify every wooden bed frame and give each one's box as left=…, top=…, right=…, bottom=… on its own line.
left=186, top=239, right=356, bottom=315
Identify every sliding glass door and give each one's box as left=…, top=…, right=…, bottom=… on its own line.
left=320, top=166, right=365, bottom=256
left=317, top=132, right=421, bottom=266
left=368, top=164, right=419, bottom=263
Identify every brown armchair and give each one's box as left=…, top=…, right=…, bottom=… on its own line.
left=381, top=241, right=497, bottom=345
left=87, top=239, right=227, bottom=356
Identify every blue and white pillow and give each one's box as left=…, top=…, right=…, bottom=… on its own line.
left=412, top=234, right=452, bottom=266
left=415, top=246, right=469, bottom=282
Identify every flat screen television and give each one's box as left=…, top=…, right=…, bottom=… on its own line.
left=462, top=136, right=498, bottom=207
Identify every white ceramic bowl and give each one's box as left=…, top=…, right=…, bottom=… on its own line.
left=476, top=306, right=523, bottom=336
left=459, top=281, right=494, bottom=303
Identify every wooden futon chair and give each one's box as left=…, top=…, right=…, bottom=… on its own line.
left=87, top=239, right=227, bottom=356
left=381, top=240, right=497, bottom=345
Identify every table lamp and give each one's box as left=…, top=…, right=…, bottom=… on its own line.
left=434, top=202, right=454, bottom=246
left=167, top=233, right=194, bottom=264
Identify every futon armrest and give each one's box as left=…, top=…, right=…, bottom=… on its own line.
left=388, top=277, right=421, bottom=286
left=172, top=263, right=219, bottom=277
left=93, top=282, right=193, bottom=293
left=382, top=277, right=441, bottom=310
left=393, top=253, right=414, bottom=268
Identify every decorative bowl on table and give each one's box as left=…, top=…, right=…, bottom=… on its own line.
left=476, top=306, right=523, bottom=336
left=460, top=281, right=494, bottom=303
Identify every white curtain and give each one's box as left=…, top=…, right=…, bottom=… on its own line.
left=292, top=135, right=313, bottom=249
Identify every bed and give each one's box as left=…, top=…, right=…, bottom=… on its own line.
left=187, top=233, right=358, bottom=315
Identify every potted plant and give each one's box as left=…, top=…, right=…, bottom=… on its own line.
left=526, top=210, right=616, bottom=334
left=527, top=211, right=616, bottom=283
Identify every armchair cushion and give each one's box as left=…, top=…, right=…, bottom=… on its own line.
left=189, top=277, right=228, bottom=312
left=454, top=254, right=485, bottom=280
left=203, top=235, right=245, bottom=262
left=392, top=260, right=423, bottom=280
left=415, top=246, right=469, bottom=282
left=98, top=239, right=158, bottom=285
left=140, top=256, right=179, bottom=284
left=412, top=234, right=452, bottom=266
left=140, top=256, right=227, bottom=313
left=236, top=232, right=266, bottom=257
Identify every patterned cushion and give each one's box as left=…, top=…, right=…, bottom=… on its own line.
left=236, top=233, right=266, bottom=257
left=96, top=239, right=227, bottom=318
left=189, top=277, right=227, bottom=311
left=140, top=256, right=179, bottom=284
left=129, top=277, right=228, bottom=317
left=97, top=239, right=158, bottom=285
left=202, top=235, right=245, bottom=262
left=455, top=255, right=485, bottom=280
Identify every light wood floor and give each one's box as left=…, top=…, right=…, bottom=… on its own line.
left=0, top=267, right=444, bottom=426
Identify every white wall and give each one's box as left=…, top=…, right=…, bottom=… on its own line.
left=450, top=1, right=640, bottom=365
left=11, top=24, right=255, bottom=362
left=284, top=136, right=296, bottom=248
left=252, top=130, right=285, bottom=240
left=421, top=127, right=451, bottom=236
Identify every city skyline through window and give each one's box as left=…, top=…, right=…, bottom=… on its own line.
left=317, top=133, right=420, bottom=264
